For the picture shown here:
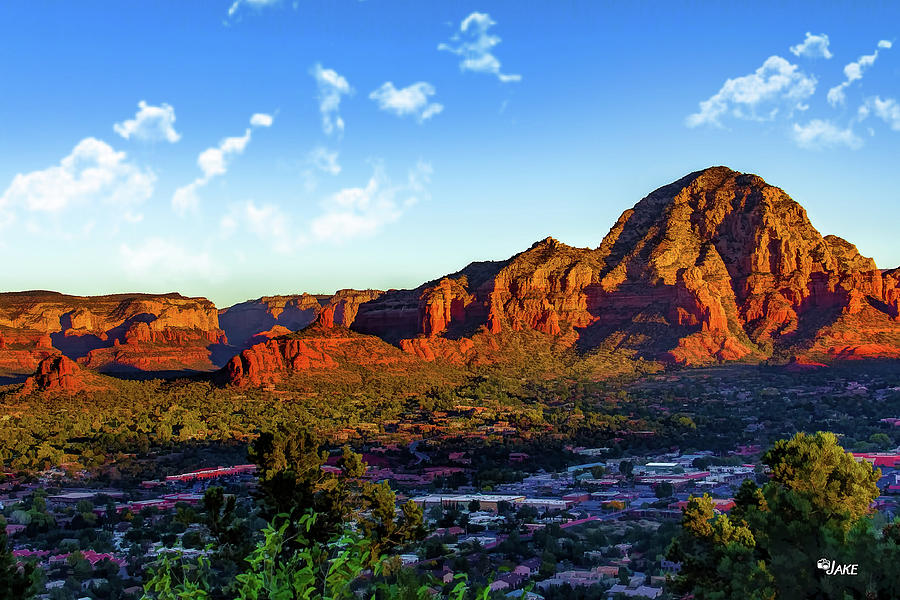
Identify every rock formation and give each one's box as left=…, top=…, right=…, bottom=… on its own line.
left=220, top=324, right=415, bottom=387
left=5, top=167, right=899, bottom=389
left=20, top=354, right=106, bottom=395
left=316, top=289, right=384, bottom=329
left=218, top=294, right=326, bottom=349
left=345, top=167, right=900, bottom=366
left=0, top=292, right=225, bottom=375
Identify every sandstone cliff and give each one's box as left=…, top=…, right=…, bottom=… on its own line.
left=220, top=323, right=416, bottom=387
left=0, top=292, right=225, bottom=375
left=218, top=294, right=326, bottom=349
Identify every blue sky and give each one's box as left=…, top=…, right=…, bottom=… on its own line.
left=1, top=1, right=898, bottom=307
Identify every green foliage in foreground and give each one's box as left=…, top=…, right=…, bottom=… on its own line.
left=141, top=512, right=487, bottom=600
left=668, top=431, right=900, bottom=599
left=1, top=528, right=36, bottom=599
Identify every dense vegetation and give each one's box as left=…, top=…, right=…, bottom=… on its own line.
left=1, top=361, right=897, bottom=478
left=668, top=431, right=900, bottom=599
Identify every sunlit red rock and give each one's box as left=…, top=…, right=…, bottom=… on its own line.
left=0, top=291, right=225, bottom=376
left=20, top=354, right=107, bottom=395
left=344, top=167, right=900, bottom=366
left=221, top=325, right=415, bottom=387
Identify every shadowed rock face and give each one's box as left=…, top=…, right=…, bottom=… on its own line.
left=218, top=294, right=325, bottom=349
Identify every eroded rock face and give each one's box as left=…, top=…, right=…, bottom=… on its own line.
left=316, top=290, right=384, bottom=329
left=20, top=354, right=104, bottom=395
left=0, top=292, right=225, bottom=375
left=344, top=167, right=900, bottom=365
left=218, top=294, right=325, bottom=349
left=220, top=325, right=415, bottom=387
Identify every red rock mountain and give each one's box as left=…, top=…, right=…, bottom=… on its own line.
left=342, top=167, right=900, bottom=364
left=220, top=167, right=899, bottom=386
left=3, top=167, right=898, bottom=388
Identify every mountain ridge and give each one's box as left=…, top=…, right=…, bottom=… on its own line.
left=3, top=166, right=899, bottom=388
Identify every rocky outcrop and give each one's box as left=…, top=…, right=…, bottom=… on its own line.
left=20, top=354, right=106, bottom=395
left=882, top=268, right=900, bottom=321
left=316, top=290, right=384, bottom=329
left=220, top=324, right=415, bottom=387
left=0, top=292, right=225, bottom=375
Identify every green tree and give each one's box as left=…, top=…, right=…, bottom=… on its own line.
left=867, top=433, right=891, bottom=450
left=654, top=482, right=674, bottom=499
left=668, top=431, right=886, bottom=599
left=1, top=529, right=36, bottom=599
left=249, top=431, right=424, bottom=568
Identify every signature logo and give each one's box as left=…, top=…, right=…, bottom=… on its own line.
left=817, top=557, right=858, bottom=576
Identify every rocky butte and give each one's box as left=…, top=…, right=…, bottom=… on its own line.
left=20, top=354, right=108, bottom=395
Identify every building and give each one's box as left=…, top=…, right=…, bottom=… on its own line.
left=411, top=494, right=525, bottom=512
left=852, top=453, right=900, bottom=468
left=164, top=464, right=257, bottom=482
left=606, top=583, right=662, bottom=598
left=520, top=498, right=571, bottom=512
left=644, top=462, right=678, bottom=472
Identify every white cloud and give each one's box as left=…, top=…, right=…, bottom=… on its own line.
left=227, top=0, right=280, bottom=18
left=792, top=119, right=862, bottom=149
left=197, top=130, right=251, bottom=178
left=114, top=101, right=181, bottom=143
left=219, top=199, right=295, bottom=253
left=0, top=137, right=155, bottom=225
left=120, top=238, right=222, bottom=282
left=827, top=40, right=893, bottom=106
left=310, top=161, right=432, bottom=243
left=859, top=96, right=900, bottom=131
left=686, top=56, right=816, bottom=128
left=221, top=161, right=431, bottom=251
left=439, top=12, right=521, bottom=83
left=311, top=63, right=352, bottom=136
left=369, top=82, right=444, bottom=122
left=308, top=146, right=341, bottom=175
left=172, top=113, right=272, bottom=215
left=790, top=32, right=833, bottom=59
left=250, top=112, right=274, bottom=127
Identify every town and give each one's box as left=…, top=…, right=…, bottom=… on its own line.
left=4, top=387, right=899, bottom=600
